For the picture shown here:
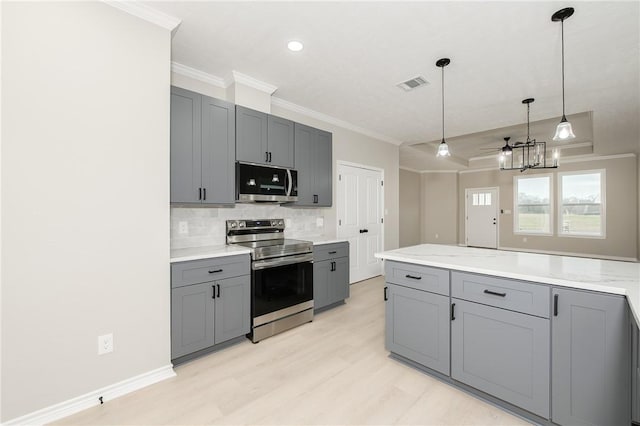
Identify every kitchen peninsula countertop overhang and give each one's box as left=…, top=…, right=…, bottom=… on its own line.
left=375, top=244, right=640, bottom=323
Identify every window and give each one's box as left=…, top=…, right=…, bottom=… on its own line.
left=472, top=192, right=492, bottom=206
left=559, top=170, right=605, bottom=237
left=514, top=175, right=552, bottom=234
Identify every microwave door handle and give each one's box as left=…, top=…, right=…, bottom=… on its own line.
left=286, top=169, right=292, bottom=196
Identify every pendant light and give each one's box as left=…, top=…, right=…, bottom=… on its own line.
left=436, top=58, right=451, bottom=157
left=552, top=7, right=576, bottom=141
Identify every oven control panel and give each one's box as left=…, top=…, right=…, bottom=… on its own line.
left=226, top=219, right=285, bottom=231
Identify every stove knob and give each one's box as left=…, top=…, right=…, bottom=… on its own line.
left=230, top=222, right=237, bottom=228
left=239, top=221, right=245, bottom=228
left=278, top=220, right=284, bottom=226
left=271, top=220, right=277, bottom=226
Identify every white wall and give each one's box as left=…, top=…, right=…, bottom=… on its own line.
left=399, top=169, right=421, bottom=247
left=1, top=3, right=171, bottom=421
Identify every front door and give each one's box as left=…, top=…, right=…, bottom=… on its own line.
left=466, top=187, right=498, bottom=249
left=337, top=163, right=384, bottom=283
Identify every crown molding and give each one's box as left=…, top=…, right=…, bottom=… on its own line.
left=422, top=170, right=460, bottom=174
left=399, top=166, right=423, bottom=173
left=171, top=62, right=227, bottom=89
left=560, top=152, right=636, bottom=164
left=271, top=97, right=403, bottom=146
left=231, top=71, right=278, bottom=95
left=170, top=62, right=402, bottom=146
left=103, top=1, right=181, bottom=31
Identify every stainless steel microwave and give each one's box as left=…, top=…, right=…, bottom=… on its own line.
left=236, top=162, right=298, bottom=203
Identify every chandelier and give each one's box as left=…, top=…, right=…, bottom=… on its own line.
left=499, top=98, right=559, bottom=172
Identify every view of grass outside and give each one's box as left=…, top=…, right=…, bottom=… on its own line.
left=518, top=212, right=550, bottom=233
left=560, top=172, right=603, bottom=236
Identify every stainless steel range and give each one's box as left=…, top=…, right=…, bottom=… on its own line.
left=226, top=219, right=313, bottom=342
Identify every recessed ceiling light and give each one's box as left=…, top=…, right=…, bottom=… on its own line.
left=287, top=40, right=304, bottom=52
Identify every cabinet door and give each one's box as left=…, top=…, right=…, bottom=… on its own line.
left=329, top=257, right=349, bottom=304
left=552, top=288, right=630, bottom=426
left=293, top=123, right=315, bottom=206
left=236, top=106, right=268, bottom=165
left=385, top=284, right=450, bottom=375
left=201, top=96, right=235, bottom=205
left=170, top=86, right=202, bottom=204
left=267, top=115, right=294, bottom=168
left=314, top=129, right=332, bottom=206
left=214, top=275, right=250, bottom=344
left=313, top=260, right=331, bottom=310
left=450, top=298, right=550, bottom=418
left=171, top=282, right=215, bottom=359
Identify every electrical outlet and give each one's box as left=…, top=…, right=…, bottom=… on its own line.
left=98, top=333, right=113, bottom=355
left=523, top=237, right=528, bottom=243
left=435, top=233, right=439, bottom=239
left=316, top=217, right=324, bottom=227
left=178, top=221, right=189, bottom=235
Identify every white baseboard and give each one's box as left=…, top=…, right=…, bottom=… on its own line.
left=498, top=246, right=638, bottom=262
left=4, top=364, right=176, bottom=426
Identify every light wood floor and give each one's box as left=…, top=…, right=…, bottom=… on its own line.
left=56, top=276, right=531, bottom=425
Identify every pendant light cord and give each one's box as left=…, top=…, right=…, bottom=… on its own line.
left=561, top=18, right=566, bottom=118
left=441, top=65, right=445, bottom=143
left=526, top=102, right=531, bottom=142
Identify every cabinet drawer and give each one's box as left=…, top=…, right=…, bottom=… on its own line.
left=171, top=255, right=250, bottom=288
left=314, top=242, right=348, bottom=262
left=385, top=261, right=449, bottom=296
left=451, top=271, right=549, bottom=318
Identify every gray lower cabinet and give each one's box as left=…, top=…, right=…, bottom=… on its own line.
left=551, top=287, right=630, bottom=426
left=293, top=123, right=332, bottom=207
left=385, top=283, right=450, bottom=375
left=450, top=298, right=550, bottom=418
left=171, top=258, right=250, bottom=361
left=171, top=86, right=235, bottom=205
left=236, top=105, right=294, bottom=168
left=313, top=243, right=349, bottom=310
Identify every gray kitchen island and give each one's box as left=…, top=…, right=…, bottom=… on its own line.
left=375, top=244, right=640, bottom=426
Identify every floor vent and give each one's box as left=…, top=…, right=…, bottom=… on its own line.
left=397, top=76, right=429, bottom=91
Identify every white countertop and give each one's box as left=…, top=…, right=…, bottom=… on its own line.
left=309, top=238, right=349, bottom=246
left=170, top=245, right=251, bottom=263
left=375, top=244, right=640, bottom=324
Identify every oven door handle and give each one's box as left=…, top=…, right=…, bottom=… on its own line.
left=252, top=253, right=313, bottom=270
left=285, top=169, right=293, bottom=197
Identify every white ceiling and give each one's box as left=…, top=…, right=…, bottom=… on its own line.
left=147, top=1, right=640, bottom=170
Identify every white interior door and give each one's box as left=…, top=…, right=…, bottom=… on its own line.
left=466, top=187, right=498, bottom=249
left=337, top=163, right=384, bottom=283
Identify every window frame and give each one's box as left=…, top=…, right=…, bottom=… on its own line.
left=557, top=169, right=606, bottom=239
left=513, top=173, right=554, bottom=236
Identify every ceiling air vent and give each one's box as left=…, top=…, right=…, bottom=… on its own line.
left=397, top=76, right=429, bottom=91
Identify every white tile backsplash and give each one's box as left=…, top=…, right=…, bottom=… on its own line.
left=171, top=204, right=327, bottom=249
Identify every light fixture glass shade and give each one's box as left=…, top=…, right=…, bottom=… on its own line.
left=436, top=141, right=450, bottom=157
left=553, top=119, right=576, bottom=141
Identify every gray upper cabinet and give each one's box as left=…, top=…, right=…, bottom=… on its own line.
left=293, top=123, right=332, bottom=207
left=201, top=96, right=236, bottom=204
left=171, top=86, right=202, bottom=204
left=267, top=115, right=294, bottom=168
left=450, top=298, right=550, bottom=418
left=385, top=283, right=450, bottom=375
left=236, top=106, right=268, bottom=165
left=551, top=288, right=630, bottom=426
left=170, top=86, right=235, bottom=205
left=236, top=106, right=294, bottom=168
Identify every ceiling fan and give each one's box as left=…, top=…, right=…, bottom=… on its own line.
left=477, top=136, right=526, bottom=155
